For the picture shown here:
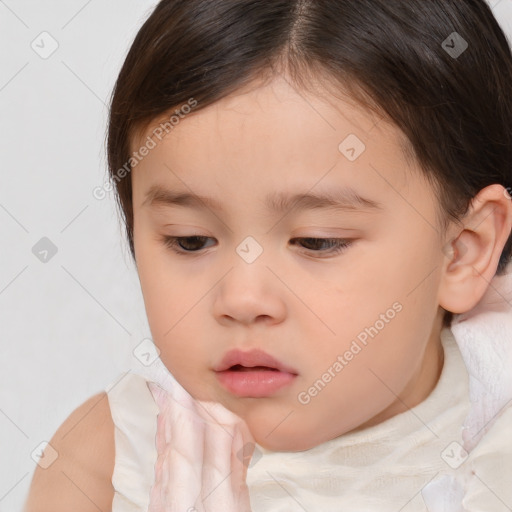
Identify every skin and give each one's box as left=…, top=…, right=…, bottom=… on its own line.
left=130, top=73, right=512, bottom=452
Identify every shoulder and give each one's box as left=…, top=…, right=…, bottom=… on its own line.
left=23, top=391, right=116, bottom=512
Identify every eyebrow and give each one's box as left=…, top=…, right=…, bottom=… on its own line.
left=142, top=184, right=384, bottom=214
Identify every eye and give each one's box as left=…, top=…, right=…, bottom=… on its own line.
left=289, top=237, right=353, bottom=256
left=160, top=235, right=214, bottom=254
left=160, top=235, right=353, bottom=257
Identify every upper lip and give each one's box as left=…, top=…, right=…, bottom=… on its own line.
left=214, top=348, right=298, bottom=374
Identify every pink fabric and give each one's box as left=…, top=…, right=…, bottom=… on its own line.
left=146, top=382, right=254, bottom=511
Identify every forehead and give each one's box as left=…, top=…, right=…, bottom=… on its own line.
left=130, top=75, right=424, bottom=212
left=132, top=74, right=410, bottom=155
left=236, top=75, right=381, bottom=129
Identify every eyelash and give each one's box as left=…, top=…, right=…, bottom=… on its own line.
left=159, top=235, right=353, bottom=257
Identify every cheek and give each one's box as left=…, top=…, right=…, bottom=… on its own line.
left=135, top=238, right=187, bottom=347
left=304, top=313, right=425, bottom=432
left=135, top=229, right=180, bottom=318
left=310, top=259, right=437, bottom=412
left=135, top=238, right=209, bottom=379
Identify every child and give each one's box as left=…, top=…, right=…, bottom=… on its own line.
left=24, top=0, right=512, bottom=510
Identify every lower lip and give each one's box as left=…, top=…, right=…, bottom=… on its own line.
left=215, top=369, right=297, bottom=397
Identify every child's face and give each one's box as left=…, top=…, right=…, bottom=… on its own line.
left=131, top=75, right=449, bottom=451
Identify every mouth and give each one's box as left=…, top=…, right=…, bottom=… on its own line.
left=228, top=364, right=280, bottom=372
left=214, top=349, right=298, bottom=398
left=214, top=348, right=298, bottom=374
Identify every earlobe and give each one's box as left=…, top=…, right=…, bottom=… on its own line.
left=438, top=184, right=512, bottom=315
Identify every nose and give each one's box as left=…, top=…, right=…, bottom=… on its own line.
left=212, top=262, right=287, bottom=327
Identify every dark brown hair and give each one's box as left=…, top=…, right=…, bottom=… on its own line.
left=106, top=0, right=512, bottom=327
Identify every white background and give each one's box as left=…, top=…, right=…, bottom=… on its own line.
left=0, top=1, right=511, bottom=510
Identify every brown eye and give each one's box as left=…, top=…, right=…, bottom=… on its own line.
left=289, top=237, right=353, bottom=256
left=161, top=236, right=215, bottom=253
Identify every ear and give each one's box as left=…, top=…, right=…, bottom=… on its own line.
left=438, top=184, right=512, bottom=315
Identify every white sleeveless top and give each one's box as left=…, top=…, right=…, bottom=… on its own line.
left=105, top=326, right=512, bottom=511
